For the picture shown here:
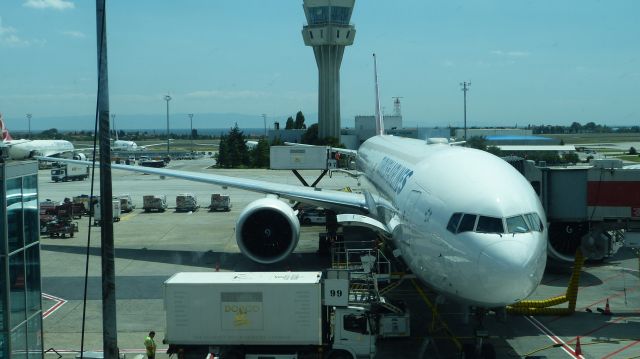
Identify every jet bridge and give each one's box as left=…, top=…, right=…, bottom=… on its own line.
left=511, top=158, right=640, bottom=262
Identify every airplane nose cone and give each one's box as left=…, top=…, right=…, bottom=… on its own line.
left=477, top=240, right=541, bottom=305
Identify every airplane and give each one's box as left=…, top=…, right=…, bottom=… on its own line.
left=110, top=139, right=167, bottom=151
left=0, top=113, right=81, bottom=160
left=39, top=56, right=547, bottom=314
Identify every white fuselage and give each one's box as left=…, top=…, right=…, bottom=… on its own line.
left=5, top=139, right=75, bottom=160
left=113, top=140, right=139, bottom=151
left=357, top=136, right=547, bottom=307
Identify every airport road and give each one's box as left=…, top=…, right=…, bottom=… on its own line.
left=38, top=158, right=640, bottom=358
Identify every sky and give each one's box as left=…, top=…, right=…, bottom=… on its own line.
left=0, top=0, right=639, bottom=131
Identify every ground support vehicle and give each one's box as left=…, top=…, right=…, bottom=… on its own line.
left=162, top=271, right=402, bottom=359
left=72, top=195, right=95, bottom=216
left=93, top=200, right=121, bottom=226
left=176, top=193, right=198, bottom=212
left=51, top=163, right=89, bottom=182
left=46, top=219, right=78, bottom=238
left=119, top=194, right=135, bottom=213
left=143, top=195, right=167, bottom=212
left=209, top=193, right=231, bottom=212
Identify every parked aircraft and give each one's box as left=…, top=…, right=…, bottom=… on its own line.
left=111, top=139, right=166, bottom=151
left=39, top=57, right=547, bottom=311
left=0, top=114, right=77, bottom=160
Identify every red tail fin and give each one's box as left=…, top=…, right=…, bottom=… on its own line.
left=0, top=113, right=13, bottom=141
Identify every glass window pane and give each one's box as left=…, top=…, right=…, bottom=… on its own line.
left=506, top=215, right=529, bottom=234
left=27, top=314, right=42, bottom=359
left=457, top=214, right=477, bottom=233
left=307, top=6, right=329, bottom=25
left=23, top=176, right=38, bottom=246
left=7, top=178, right=24, bottom=253
left=0, top=257, right=5, bottom=331
left=476, top=216, right=504, bottom=234
left=0, top=332, right=8, bottom=359
left=11, top=323, right=27, bottom=359
left=446, top=213, right=462, bottom=233
left=25, top=246, right=41, bottom=318
left=330, top=6, right=351, bottom=24
left=10, top=251, right=26, bottom=328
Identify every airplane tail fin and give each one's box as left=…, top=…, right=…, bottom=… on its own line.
left=373, top=53, right=384, bottom=136
left=0, top=113, right=13, bottom=142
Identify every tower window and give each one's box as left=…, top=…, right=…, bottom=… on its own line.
left=309, top=31, right=314, bottom=39
left=336, top=30, right=340, bottom=38
left=346, top=31, right=351, bottom=39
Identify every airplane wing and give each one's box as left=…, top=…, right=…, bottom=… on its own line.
left=36, top=156, right=373, bottom=214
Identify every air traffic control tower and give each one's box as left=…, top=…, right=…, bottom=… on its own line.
left=302, top=0, right=356, bottom=140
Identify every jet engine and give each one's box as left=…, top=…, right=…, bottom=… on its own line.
left=235, top=197, right=300, bottom=264
left=73, top=153, right=87, bottom=161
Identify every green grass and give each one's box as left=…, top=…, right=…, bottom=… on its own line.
left=545, top=133, right=640, bottom=144
left=613, top=155, right=640, bottom=163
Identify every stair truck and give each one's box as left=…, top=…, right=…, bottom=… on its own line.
left=163, top=271, right=403, bottom=359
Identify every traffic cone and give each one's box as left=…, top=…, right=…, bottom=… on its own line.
left=603, top=298, right=612, bottom=315
left=574, top=336, right=582, bottom=356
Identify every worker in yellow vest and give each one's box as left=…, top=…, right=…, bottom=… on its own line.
left=144, top=331, right=157, bottom=359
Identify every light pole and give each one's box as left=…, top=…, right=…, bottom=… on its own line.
left=111, top=113, right=117, bottom=140
left=26, top=113, right=32, bottom=139
left=164, top=94, right=172, bottom=156
left=460, top=82, right=471, bottom=140
left=262, top=113, right=267, bottom=137
left=188, top=113, right=194, bottom=154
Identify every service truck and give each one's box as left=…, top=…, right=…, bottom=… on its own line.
left=143, top=195, right=168, bottom=212
left=176, top=193, right=198, bottom=212
left=93, top=199, right=121, bottom=226
left=163, top=271, right=388, bottom=359
left=51, top=163, right=89, bottom=182
left=119, top=194, right=135, bottom=213
left=209, top=193, right=231, bottom=212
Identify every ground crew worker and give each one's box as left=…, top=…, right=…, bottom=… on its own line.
left=144, top=331, right=157, bottom=359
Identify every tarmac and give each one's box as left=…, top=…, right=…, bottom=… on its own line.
left=38, top=158, right=640, bottom=359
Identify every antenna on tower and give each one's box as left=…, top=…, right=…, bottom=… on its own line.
left=392, top=97, right=403, bottom=117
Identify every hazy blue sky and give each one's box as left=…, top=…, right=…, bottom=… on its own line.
left=0, top=0, right=638, bottom=130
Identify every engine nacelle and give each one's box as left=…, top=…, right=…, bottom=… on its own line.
left=73, top=153, right=87, bottom=161
left=235, top=197, right=300, bottom=264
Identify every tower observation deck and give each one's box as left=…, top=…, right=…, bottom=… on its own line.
left=302, top=0, right=356, bottom=140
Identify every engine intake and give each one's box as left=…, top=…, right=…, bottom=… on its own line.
left=236, top=198, right=300, bottom=264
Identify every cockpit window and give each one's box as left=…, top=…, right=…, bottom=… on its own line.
left=476, top=216, right=504, bottom=234
left=446, top=212, right=462, bottom=233
left=457, top=214, right=477, bottom=233
left=448, top=212, right=542, bottom=235
left=506, top=215, right=529, bottom=233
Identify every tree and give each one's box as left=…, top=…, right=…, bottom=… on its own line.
left=570, top=122, right=582, bottom=133
left=285, top=117, right=295, bottom=130
left=294, top=111, right=306, bottom=129
left=215, top=123, right=250, bottom=168
left=250, top=138, right=271, bottom=168
left=301, top=124, right=319, bottom=145
left=465, top=136, right=487, bottom=151
left=630, top=147, right=637, bottom=155
left=191, top=129, right=198, bottom=139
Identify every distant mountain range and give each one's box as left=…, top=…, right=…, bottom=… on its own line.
left=4, top=112, right=322, bottom=132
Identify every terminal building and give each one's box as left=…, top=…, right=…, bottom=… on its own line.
left=0, top=161, right=43, bottom=358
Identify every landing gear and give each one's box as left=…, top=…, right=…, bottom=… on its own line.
left=461, top=307, right=496, bottom=359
